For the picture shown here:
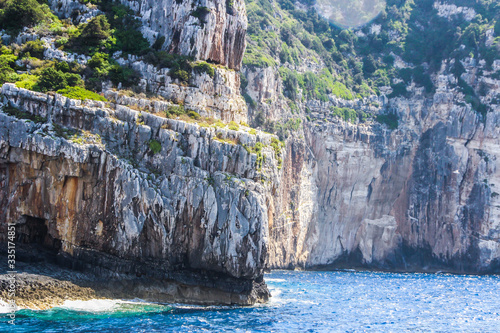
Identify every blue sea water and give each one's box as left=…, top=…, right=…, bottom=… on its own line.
left=2, top=270, right=500, bottom=332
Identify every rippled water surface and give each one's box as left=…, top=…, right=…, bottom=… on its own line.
left=2, top=270, right=500, bottom=332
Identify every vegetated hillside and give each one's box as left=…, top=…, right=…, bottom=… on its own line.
left=243, top=0, right=500, bottom=273
left=0, top=0, right=254, bottom=126
left=0, top=0, right=138, bottom=94
left=242, top=0, right=500, bottom=133
left=0, top=0, right=220, bottom=104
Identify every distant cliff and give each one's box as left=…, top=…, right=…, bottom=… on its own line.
left=242, top=1, right=500, bottom=274
left=264, top=74, right=500, bottom=273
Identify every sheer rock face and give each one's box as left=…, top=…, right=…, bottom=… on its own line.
left=118, top=0, right=247, bottom=70
left=0, top=84, right=281, bottom=304
left=47, top=0, right=248, bottom=69
left=246, top=60, right=500, bottom=274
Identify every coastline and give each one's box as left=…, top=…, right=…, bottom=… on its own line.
left=0, top=248, right=269, bottom=310
left=3, top=262, right=499, bottom=312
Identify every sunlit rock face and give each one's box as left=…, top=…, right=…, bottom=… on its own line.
left=48, top=0, right=248, bottom=69
left=117, top=0, right=248, bottom=70
left=0, top=84, right=282, bottom=305
left=245, top=57, right=500, bottom=274
left=110, top=60, right=248, bottom=123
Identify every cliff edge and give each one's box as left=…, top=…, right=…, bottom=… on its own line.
left=0, top=83, right=282, bottom=305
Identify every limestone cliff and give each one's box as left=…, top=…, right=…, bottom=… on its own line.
left=244, top=50, right=500, bottom=275
left=112, top=58, right=248, bottom=122
left=118, top=0, right=247, bottom=70
left=0, top=84, right=282, bottom=304
left=47, top=0, right=247, bottom=70
left=254, top=57, right=500, bottom=273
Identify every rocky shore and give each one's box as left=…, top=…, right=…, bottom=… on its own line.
left=0, top=244, right=269, bottom=309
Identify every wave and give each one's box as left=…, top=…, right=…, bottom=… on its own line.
left=265, top=278, right=286, bottom=283
left=0, top=299, right=13, bottom=314
left=60, top=299, right=132, bottom=312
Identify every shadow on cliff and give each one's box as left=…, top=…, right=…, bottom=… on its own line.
left=305, top=240, right=499, bottom=275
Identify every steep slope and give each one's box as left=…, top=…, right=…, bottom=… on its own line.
left=0, top=82, right=282, bottom=304
left=242, top=0, right=500, bottom=273
left=0, top=0, right=287, bottom=305
left=119, top=0, right=248, bottom=70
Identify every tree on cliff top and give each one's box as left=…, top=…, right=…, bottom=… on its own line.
left=79, top=15, right=112, bottom=46
left=0, top=0, right=49, bottom=33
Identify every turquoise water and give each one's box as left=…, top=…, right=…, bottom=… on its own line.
left=2, top=270, right=500, bottom=332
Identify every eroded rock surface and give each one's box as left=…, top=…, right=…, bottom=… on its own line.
left=118, top=0, right=247, bottom=70
left=248, top=58, right=500, bottom=274
left=0, top=84, right=282, bottom=304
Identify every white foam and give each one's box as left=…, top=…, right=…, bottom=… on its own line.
left=0, top=299, right=13, bottom=314
left=265, top=278, right=286, bottom=283
left=61, top=299, right=159, bottom=312
left=61, top=299, right=124, bottom=312
left=269, top=287, right=282, bottom=297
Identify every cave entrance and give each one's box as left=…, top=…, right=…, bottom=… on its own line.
left=16, top=215, right=62, bottom=252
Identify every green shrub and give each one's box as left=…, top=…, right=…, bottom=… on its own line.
left=152, top=36, right=166, bottom=51
left=14, top=74, right=38, bottom=90
left=331, top=81, right=353, bottom=100
left=242, top=44, right=276, bottom=68
left=108, top=64, right=140, bottom=87
left=280, top=67, right=299, bottom=101
left=228, top=121, right=239, bottom=131
left=299, top=70, right=353, bottom=101
left=88, top=52, right=109, bottom=70
left=413, top=66, right=434, bottom=93
left=0, top=0, right=49, bottom=33
left=363, top=55, right=377, bottom=75
left=253, top=142, right=263, bottom=153
left=149, top=139, right=162, bottom=154
left=187, top=110, right=200, bottom=120
left=144, top=52, right=192, bottom=70
left=331, top=107, right=358, bottom=123
left=107, top=4, right=150, bottom=54
left=169, top=69, right=190, bottom=83
left=193, top=62, right=215, bottom=78
left=20, top=40, right=46, bottom=59
left=270, top=137, right=284, bottom=158
left=86, top=52, right=139, bottom=89
left=376, top=113, right=399, bottom=130
left=37, top=68, right=68, bottom=92
left=56, top=86, right=107, bottom=102
left=389, top=82, right=408, bottom=98
left=79, top=15, right=111, bottom=46
left=0, top=49, right=17, bottom=84
left=55, top=61, right=70, bottom=73
left=64, top=73, right=84, bottom=87
left=167, top=105, right=186, bottom=116
left=36, top=67, right=85, bottom=92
